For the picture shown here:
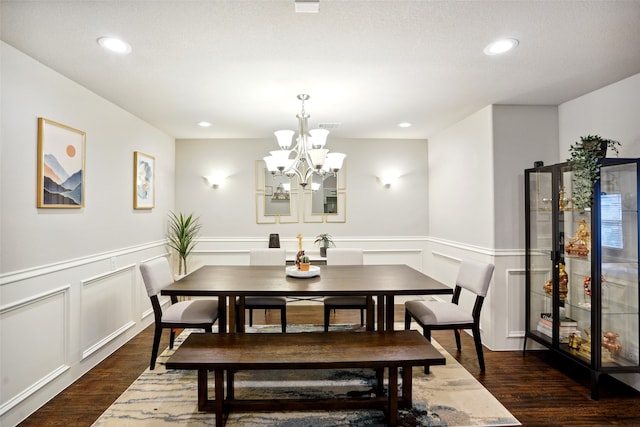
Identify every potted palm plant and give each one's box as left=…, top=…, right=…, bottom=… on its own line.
left=314, top=233, right=335, bottom=257
left=567, top=135, right=620, bottom=212
left=167, top=211, right=201, bottom=276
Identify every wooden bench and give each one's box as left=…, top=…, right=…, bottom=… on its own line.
left=165, top=330, right=445, bottom=427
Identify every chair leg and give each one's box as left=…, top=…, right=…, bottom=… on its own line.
left=404, top=309, right=412, bottom=329
left=454, top=329, right=462, bottom=351
left=472, top=324, right=486, bottom=372
left=359, top=308, right=364, bottom=326
left=281, top=307, right=287, bottom=333
left=150, top=324, right=163, bottom=370
left=169, top=328, right=176, bottom=349
left=324, top=305, right=331, bottom=332
left=249, top=309, right=253, bottom=327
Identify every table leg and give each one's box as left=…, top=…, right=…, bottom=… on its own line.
left=218, top=295, right=227, bottom=334
left=237, top=295, right=245, bottom=333
left=385, top=295, right=395, bottom=331
left=376, top=294, right=385, bottom=332
left=366, top=296, right=375, bottom=331
left=388, top=367, right=398, bottom=427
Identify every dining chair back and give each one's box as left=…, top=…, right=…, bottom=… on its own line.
left=404, top=258, right=494, bottom=373
left=323, top=248, right=368, bottom=331
left=140, top=257, right=218, bottom=369
left=241, top=248, right=287, bottom=332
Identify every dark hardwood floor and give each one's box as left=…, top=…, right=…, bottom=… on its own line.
left=19, top=305, right=640, bottom=427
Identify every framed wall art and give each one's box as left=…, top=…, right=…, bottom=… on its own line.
left=134, top=151, right=155, bottom=209
left=37, top=117, right=86, bottom=208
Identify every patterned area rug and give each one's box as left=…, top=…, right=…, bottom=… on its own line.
left=92, top=324, right=519, bottom=426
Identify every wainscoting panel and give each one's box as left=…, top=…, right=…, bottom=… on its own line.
left=80, top=265, right=136, bottom=359
left=506, top=268, right=526, bottom=338
left=0, top=285, right=70, bottom=417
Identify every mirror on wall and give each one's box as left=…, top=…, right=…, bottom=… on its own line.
left=311, top=174, right=337, bottom=214
left=255, top=161, right=299, bottom=224
left=255, top=160, right=346, bottom=224
left=265, top=173, right=292, bottom=216
left=303, top=163, right=346, bottom=223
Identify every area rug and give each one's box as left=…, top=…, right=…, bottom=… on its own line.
left=92, top=324, right=519, bottom=426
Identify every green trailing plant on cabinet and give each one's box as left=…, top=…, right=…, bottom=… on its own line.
left=567, top=135, right=620, bottom=211
left=167, top=211, right=201, bottom=275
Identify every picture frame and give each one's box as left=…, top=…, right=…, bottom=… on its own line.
left=37, top=117, right=86, bottom=208
left=134, top=151, right=155, bottom=209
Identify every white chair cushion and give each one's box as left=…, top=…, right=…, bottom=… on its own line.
left=243, top=296, right=287, bottom=306
left=405, top=300, right=473, bottom=325
left=162, top=299, right=218, bottom=324
left=324, top=296, right=367, bottom=306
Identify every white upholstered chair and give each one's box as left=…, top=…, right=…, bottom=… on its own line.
left=140, top=257, right=218, bottom=370
left=240, top=248, right=287, bottom=332
left=404, top=259, right=494, bottom=373
left=323, top=248, right=369, bottom=331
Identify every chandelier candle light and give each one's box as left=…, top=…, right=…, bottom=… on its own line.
left=264, top=94, right=346, bottom=188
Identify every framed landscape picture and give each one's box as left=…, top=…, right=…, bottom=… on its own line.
left=134, top=151, right=155, bottom=209
left=37, top=118, right=86, bottom=208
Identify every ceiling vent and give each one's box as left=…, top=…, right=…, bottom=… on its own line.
left=318, top=122, right=341, bottom=129
left=295, top=0, right=319, bottom=13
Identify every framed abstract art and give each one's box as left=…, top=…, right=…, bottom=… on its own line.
left=134, top=151, right=155, bottom=209
left=37, top=117, right=86, bottom=208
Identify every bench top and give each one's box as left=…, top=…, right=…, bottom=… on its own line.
left=166, top=330, right=445, bottom=370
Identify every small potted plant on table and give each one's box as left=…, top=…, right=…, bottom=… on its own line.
left=299, top=255, right=310, bottom=271
left=314, top=233, right=335, bottom=257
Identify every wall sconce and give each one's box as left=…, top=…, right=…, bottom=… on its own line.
left=205, top=174, right=226, bottom=189
left=379, top=172, right=400, bottom=188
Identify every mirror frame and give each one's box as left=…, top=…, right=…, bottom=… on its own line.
left=255, top=160, right=299, bottom=224
left=303, top=163, right=347, bottom=223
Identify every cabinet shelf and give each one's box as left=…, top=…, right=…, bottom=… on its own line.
left=524, top=159, right=639, bottom=400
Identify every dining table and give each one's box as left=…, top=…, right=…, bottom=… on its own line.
left=161, top=264, right=453, bottom=333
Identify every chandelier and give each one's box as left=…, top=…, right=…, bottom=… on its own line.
left=263, top=94, right=346, bottom=188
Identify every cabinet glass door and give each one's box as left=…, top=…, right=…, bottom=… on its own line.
left=527, top=169, right=554, bottom=344
left=597, top=162, right=639, bottom=369
left=560, top=167, right=592, bottom=360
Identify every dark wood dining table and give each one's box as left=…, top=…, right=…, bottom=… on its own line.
left=161, top=264, right=453, bottom=333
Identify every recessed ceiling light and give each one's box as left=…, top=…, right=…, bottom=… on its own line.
left=97, top=36, right=132, bottom=54
left=197, top=121, right=212, bottom=127
left=484, top=38, right=519, bottom=56
left=397, top=122, right=412, bottom=128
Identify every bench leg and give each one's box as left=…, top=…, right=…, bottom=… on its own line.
left=214, top=369, right=225, bottom=427
left=388, top=367, right=398, bottom=427
left=375, top=368, right=384, bottom=395
left=227, top=369, right=235, bottom=400
left=197, top=370, right=208, bottom=411
left=400, top=366, right=413, bottom=409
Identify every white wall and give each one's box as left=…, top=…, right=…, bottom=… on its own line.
left=559, top=73, right=640, bottom=159
left=558, top=72, right=640, bottom=390
left=174, top=137, right=429, bottom=240
left=0, top=42, right=175, bottom=426
left=428, top=106, right=495, bottom=247
left=427, top=104, right=559, bottom=352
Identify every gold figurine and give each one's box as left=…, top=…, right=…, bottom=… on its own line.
left=565, top=219, right=591, bottom=257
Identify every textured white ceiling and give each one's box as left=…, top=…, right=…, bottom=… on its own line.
left=2, top=0, right=639, bottom=139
